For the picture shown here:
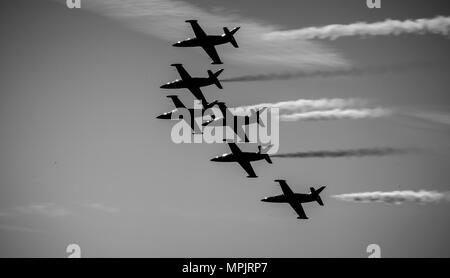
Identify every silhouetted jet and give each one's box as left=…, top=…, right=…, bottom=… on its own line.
left=202, top=102, right=266, bottom=143
left=161, top=64, right=223, bottom=108
left=262, top=180, right=326, bottom=219
left=211, top=141, right=272, bottom=178
left=156, top=95, right=217, bottom=134
left=173, top=20, right=240, bottom=64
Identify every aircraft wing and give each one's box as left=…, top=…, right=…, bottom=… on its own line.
left=173, top=64, right=191, bottom=80
left=187, top=86, right=208, bottom=107
left=237, top=159, right=257, bottom=178
left=288, top=201, right=308, bottom=219
left=275, top=180, right=294, bottom=196
left=226, top=142, right=242, bottom=155
left=187, top=20, right=207, bottom=38
left=202, top=45, right=222, bottom=64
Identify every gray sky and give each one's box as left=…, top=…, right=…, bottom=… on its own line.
left=0, top=0, right=450, bottom=257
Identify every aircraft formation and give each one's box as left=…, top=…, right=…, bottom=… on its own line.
left=157, top=20, right=324, bottom=220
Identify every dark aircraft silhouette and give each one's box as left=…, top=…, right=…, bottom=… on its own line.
left=202, top=102, right=267, bottom=143
left=161, top=64, right=223, bottom=108
left=173, top=20, right=240, bottom=64
left=261, top=180, right=326, bottom=219
left=156, top=95, right=217, bottom=134
left=211, top=141, right=272, bottom=178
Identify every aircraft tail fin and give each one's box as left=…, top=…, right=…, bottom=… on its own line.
left=315, top=195, right=324, bottom=206
left=257, top=146, right=273, bottom=163
left=207, top=69, right=224, bottom=89
left=310, top=186, right=326, bottom=206
left=166, top=95, right=185, bottom=108
left=223, top=27, right=240, bottom=48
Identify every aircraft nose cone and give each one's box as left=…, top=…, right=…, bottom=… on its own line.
left=210, top=157, right=219, bottom=162
left=172, top=41, right=181, bottom=47
left=160, top=84, right=169, bottom=89
left=261, top=198, right=268, bottom=202
left=156, top=113, right=171, bottom=119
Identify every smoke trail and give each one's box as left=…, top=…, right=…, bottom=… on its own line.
left=332, top=190, right=450, bottom=204
left=403, top=110, right=450, bottom=126
left=271, top=147, right=412, bottom=159
left=221, top=61, right=449, bottom=82
left=280, top=108, right=392, bottom=121
left=264, top=16, right=450, bottom=41
left=231, top=98, right=366, bottom=115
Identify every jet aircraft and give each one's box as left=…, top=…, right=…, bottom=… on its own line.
left=261, top=180, right=326, bottom=219
left=202, top=102, right=267, bottom=143
left=156, top=95, right=217, bottom=134
left=210, top=141, right=272, bottom=178
left=173, top=20, right=240, bottom=64
left=160, top=63, right=223, bottom=108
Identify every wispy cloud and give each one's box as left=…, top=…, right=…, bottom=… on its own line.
left=0, top=202, right=119, bottom=235
left=333, top=190, right=450, bottom=204
left=0, top=224, right=45, bottom=234
left=0, top=203, right=71, bottom=218
left=265, top=16, right=450, bottom=40
left=0, top=202, right=119, bottom=219
left=82, top=0, right=348, bottom=69
left=82, top=203, right=119, bottom=213
left=0, top=203, right=70, bottom=234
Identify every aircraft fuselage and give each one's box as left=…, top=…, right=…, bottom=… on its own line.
left=161, top=78, right=214, bottom=89
left=211, top=152, right=267, bottom=163
left=262, top=193, right=316, bottom=204
left=173, top=35, right=229, bottom=47
left=156, top=108, right=211, bottom=120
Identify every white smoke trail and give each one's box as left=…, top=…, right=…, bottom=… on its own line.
left=231, top=98, right=367, bottom=115
left=280, top=108, right=392, bottom=121
left=333, top=190, right=450, bottom=204
left=265, top=16, right=450, bottom=40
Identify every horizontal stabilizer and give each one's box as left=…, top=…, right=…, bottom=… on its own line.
left=223, top=27, right=240, bottom=48
left=316, top=195, right=324, bottom=206
left=208, top=69, right=223, bottom=89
